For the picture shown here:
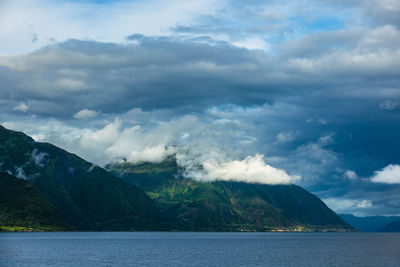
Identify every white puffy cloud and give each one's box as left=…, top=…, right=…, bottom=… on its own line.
left=191, top=154, right=298, bottom=184
left=371, top=164, right=400, bottom=184
left=71, top=117, right=297, bottom=184
left=73, top=109, right=99, bottom=119
left=13, top=102, right=29, bottom=112
left=345, top=170, right=357, bottom=180
left=76, top=118, right=174, bottom=164
left=1, top=105, right=300, bottom=185
left=127, top=145, right=168, bottom=163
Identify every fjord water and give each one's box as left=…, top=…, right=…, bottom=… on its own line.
left=1, top=232, right=399, bottom=266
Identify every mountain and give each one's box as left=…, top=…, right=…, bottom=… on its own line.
left=340, top=214, right=400, bottom=232
left=0, top=125, right=170, bottom=231
left=0, top=172, right=71, bottom=231
left=0, top=124, right=353, bottom=232
left=107, top=157, right=353, bottom=231
left=379, top=221, right=400, bottom=232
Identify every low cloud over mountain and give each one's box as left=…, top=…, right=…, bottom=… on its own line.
left=1, top=0, right=399, bottom=216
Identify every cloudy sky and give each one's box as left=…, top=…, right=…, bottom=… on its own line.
left=1, top=0, right=400, bottom=216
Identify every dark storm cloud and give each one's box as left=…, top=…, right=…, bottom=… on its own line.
left=1, top=31, right=399, bottom=171
left=1, top=28, right=399, bottom=118
left=0, top=37, right=278, bottom=117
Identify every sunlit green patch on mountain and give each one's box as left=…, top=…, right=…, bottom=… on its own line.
left=107, top=157, right=353, bottom=232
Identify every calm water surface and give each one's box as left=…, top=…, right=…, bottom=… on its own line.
left=0, top=232, right=399, bottom=266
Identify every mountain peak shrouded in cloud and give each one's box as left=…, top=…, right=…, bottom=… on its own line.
left=32, top=117, right=297, bottom=185
left=0, top=125, right=352, bottom=232
left=106, top=157, right=352, bottom=231
left=187, top=154, right=298, bottom=185
left=1, top=0, right=400, bottom=216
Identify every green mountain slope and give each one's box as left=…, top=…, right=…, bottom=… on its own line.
left=0, top=125, right=169, bottom=231
left=107, top=157, right=353, bottom=231
left=0, top=172, right=71, bottom=231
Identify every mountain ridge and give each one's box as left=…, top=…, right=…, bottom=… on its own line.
left=0, top=125, right=171, bottom=231
left=0, top=125, right=353, bottom=232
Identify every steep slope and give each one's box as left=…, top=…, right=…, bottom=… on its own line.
left=107, top=157, right=352, bottom=231
left=0, top=125, right=169, bottom=231
left=0, top=172, right=70, bottom=231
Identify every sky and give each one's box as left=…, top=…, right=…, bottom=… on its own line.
left=0, top=0, right=400, bottom=216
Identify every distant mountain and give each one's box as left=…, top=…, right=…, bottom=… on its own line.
left=340, top=214, right=400, bottom=232
left=107, top=157, right=353, bottom=231
left=0, top=172, right=71, bottom=231
left=379, top=221, right=400, bottom=232
left=0, top=125, right=170, bottom=231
